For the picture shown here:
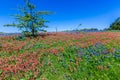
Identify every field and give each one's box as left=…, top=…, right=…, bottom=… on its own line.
left=0, top=32, right=120, bottom=80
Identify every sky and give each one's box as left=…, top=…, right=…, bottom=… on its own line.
left=0, top=0, right=120, bottom=33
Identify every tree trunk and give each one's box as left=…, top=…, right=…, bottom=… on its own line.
left=32, top=27, right=35, bottom=37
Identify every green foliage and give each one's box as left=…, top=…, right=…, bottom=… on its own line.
left=0, top=70, right=3, bottom=75
left=15, top=36, right=26, bottom=41
left=109, top=17, right=120, bottom=30
left=4, top=0, right=51, bottom=37
left=22, top=31, right=32, bottom=37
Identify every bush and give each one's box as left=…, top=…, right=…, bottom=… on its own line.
left=109, top=17, right=120, bottom=30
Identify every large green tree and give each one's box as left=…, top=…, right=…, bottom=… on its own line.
left=4, top=0, right=51, bottom=37
left=109, top=17, right=120, bottom=30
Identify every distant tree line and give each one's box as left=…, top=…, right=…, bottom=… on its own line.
left=79, top=28, right=99, bottom=32
left=80, top=17, right=120, bottom=31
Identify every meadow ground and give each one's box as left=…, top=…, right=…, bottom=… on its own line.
left=0, top=32, right=120, bottom=80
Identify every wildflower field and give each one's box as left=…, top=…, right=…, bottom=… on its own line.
left=0, top=32, right=120, bottom=80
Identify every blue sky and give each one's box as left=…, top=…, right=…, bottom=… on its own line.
left=0, top=0, right=120, bottom=33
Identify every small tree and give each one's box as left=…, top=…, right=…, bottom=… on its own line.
left=109, top=17, right=120, bottom=30
left=4, top=0, right=51, bottom=37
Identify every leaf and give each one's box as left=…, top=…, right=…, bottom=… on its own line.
left=20, top=78, right=28, bottom=80
left=0, top=70, right=3, bottom=74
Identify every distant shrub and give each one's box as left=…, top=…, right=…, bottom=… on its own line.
left=15, top=36, right=26, bottom=41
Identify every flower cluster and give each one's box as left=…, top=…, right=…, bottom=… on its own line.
left=0, top=52, right=40, bottom=78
